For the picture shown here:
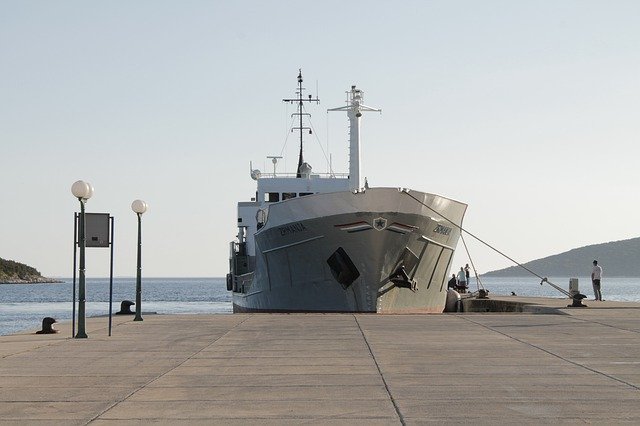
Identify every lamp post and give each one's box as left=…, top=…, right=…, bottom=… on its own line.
left=71, top=180, right=94, bottom=338
left=131, top=199, right=148, bottom=321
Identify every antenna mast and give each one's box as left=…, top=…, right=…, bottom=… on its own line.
left=283, top=69, right=320, bottom=177
left=328, top=85, right=381, bottom=190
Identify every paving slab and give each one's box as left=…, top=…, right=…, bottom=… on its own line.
left=127, top=384, right=390, bottom=401
left=1, top=297, right=639, bottom=424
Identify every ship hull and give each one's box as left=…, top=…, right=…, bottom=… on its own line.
left=231, top=188, right=466, bottom=313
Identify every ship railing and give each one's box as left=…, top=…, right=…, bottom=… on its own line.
left=261, top=172, right=349, bottom=179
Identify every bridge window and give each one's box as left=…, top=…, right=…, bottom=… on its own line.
left=265, top=192, right=280, bottom=202
left=299, top=192, right=313, bottom=197
left=282, top=192, right=297, bottom=200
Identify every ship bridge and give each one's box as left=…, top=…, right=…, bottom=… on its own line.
left=255, top=171, right=349, bottom=204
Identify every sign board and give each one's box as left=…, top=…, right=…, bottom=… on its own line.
left=85, top=213, right=110, bottom=248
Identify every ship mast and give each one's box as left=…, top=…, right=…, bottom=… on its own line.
left=328, top=85, right=381, bottom=190
left=283, top=69, right=319, bottom=178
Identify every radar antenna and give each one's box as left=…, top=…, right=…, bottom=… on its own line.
left=266, top=156, right=283, bottom=177
left=283, top=69, right=320, bottom=178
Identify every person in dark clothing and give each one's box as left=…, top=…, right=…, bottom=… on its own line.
left=447, top=274, right=457, bottom=289
left=464, top=264, right=470, bottom=284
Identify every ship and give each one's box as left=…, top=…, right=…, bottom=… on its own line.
left=227, top=70, right=467, bottom=313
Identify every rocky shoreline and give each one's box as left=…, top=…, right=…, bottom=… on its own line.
left=0, top=257, right=63, bottom=284
left=0, top=276, right=64, bottom=284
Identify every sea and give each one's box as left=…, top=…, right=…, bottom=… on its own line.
left=1, top=276, right=639, bottom=336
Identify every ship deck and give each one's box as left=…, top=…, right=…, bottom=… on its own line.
left=1, top=296, right=640, bottom=424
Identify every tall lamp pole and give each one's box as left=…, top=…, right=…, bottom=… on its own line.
left=71, top=180, right=94, bottom=338
left=131, top=199, right=148, bottom=322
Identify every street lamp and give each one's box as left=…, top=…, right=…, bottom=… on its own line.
left=131, top=199, right=148, bottom=321
left=71, top=180, right=94, bottom=338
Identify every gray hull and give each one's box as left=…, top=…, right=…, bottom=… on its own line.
left=231, top=188, right=466, bottom=313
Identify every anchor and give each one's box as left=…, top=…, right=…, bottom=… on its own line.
left=389, top=265, right=417, bottom=291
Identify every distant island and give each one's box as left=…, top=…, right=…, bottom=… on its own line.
left=0, top=257, right=62, bottom=284
left=483, top=237, right=640, bottom=278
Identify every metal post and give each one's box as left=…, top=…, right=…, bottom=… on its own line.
left=108, top=216, right=114, bottom=336
left=76, top=199, right=88, bottom=338
left=72, top=212, right=77, bottom=338
left=134, top=212, right=143, bottom=321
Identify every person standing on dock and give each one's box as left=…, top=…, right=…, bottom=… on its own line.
left=591, top=260, right=603, bottom=301
left=457, top=267, right=467, bottom=293
left=465, top=264, right=470, bottom=285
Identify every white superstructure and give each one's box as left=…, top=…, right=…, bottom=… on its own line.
left=238, top=74, right=378, bottom=259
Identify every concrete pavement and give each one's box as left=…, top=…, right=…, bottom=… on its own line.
left=1, top=298, right=640, bottom=424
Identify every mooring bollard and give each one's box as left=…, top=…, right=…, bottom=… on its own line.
left=568, top=278, right=587, bottom=308
left=36, top=317, right=58, bottom=334
left=115, top=300, right=135, bottom=315
left=477, top=289, right=489, bottom=299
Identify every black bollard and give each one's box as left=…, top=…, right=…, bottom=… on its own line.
left=568, top=293, right=588, bottom=308
left=115, top=300, right=135, bottom=315
left=36, top=317, right=58, bottom=334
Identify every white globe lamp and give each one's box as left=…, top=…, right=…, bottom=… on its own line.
left=131, top=199, right=148, bottom=214
left=71, top=180, right=93, bottom=200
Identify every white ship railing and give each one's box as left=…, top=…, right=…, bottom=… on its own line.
left=261, top=172, right=349, bottom=179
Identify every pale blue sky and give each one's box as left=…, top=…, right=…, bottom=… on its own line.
left=1, top=1, right=639, bottom=278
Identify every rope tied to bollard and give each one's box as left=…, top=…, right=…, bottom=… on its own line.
left=400, top=189, right=572, bottom=298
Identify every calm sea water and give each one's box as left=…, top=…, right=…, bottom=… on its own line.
left=1, top=276, right=638, bottom=336
left=0, top=277, right=231, bottom=336
left=471, top=276, right=640, bottom=301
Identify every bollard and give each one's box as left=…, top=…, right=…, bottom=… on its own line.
left=36, top=317, right=58, bottom=334
left=567, top=278, right=587, bottom=308
left=115, top=300, right=135, bottom=315
left=569, top=293, right=588, bottom=308
left=569, top=278, right=579, bottom=297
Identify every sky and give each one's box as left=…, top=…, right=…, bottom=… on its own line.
left=1, top=1, right=639, bottom=278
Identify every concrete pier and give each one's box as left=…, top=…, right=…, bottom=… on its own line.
left=1, top=297, right=640, bottom=424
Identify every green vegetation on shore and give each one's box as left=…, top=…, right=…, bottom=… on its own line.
left=483, top=237, right=640, bottom=277
left=0, top=257, right=58, bottom=283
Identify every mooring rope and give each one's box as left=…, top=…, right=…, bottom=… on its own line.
left=460, top=233, right=485, bottom=293
left=401, top=190, right=571, bottom=298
